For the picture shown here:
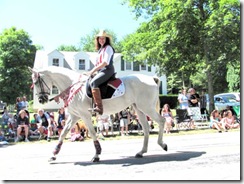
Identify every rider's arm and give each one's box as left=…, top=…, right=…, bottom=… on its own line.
left=88, top=46, right=113, bottom=76
left=89, top=62, right=107, bottom=76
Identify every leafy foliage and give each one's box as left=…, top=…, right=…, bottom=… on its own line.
left=57, top=45, right=80, bottom=51
left=78, top=28, right=122, bottom=53
left=0, top=27, right=36, bottom=104
left=121, top=0, right=240, bottom=111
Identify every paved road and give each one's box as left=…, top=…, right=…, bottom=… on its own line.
left=0, top=130, right=240, bottom=181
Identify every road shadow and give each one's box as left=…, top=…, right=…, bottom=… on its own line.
left=50, top=151, right=206, bottom=166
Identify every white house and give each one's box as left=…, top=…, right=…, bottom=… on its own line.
left=32, top=50, right=167, bottom=110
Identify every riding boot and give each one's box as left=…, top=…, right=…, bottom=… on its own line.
left=91, top=88, right=103, bottom=115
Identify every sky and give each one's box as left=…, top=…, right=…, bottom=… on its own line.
left=0, top=0, right=143, bottom=51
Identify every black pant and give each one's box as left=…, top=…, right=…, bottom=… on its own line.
left=90, top=67, right=115, bottom=88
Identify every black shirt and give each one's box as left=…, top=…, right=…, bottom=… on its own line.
left=17, top=116, right=29, bottom=125
left=188, top=93, right=200, bottom=107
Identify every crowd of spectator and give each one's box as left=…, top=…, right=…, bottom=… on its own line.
left=0, top=95, right=71, bottom=143
left=0, top=90, right=240, bottom=144
left=176, top=87, right=240, bottom=133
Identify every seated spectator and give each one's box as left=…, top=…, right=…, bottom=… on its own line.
left=36, top=109, right=53, bottom=142
left=226, top=105, right=238, bottom=121
left=57, top=107, right=66, bottom=136
left=161, top=104, right=174, bottom=134
left=76, top=120, right=89, bottom=138
left=29, top=113, right=39, bottom=135
left=209, top=110, right=227, bottom=133
left=2, top=107, right=10, bottom=123
left=70, top=122, right=84, bottom=142
left=1, top=107, right=11, bottom=135
left=97, top=114, right=110, bottom=137
left=48, top=112, right=58, bottom=136
left=8, top=114, right=17, bottom=136
left=0, top=129, right=8, bottom=142
left=221, top=110, right=240, bottom=129
left=15, top=110, right=30, bottom=142
left=147, top=116, right=154, bottom=131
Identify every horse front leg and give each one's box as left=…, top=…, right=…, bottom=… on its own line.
left=83, top=117, right=102, bottom=162
left=48, top=116, right=75, bottom=162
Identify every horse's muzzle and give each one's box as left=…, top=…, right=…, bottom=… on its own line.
left=38, top=94, right=49, bottom=104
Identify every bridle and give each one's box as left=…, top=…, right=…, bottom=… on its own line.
left=32, top=70, right=86, bottom=106
left=33, top=73, right=51, bottom=104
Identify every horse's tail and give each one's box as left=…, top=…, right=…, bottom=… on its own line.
left=153, top=76, right=160, bottom=87
left=153, top=76, right=161, bottom=113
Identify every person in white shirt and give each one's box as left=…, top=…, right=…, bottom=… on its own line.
left=178, top=88, right=189, bottom=109
left=22, top=96, right=29, bottom=110
left=86, top=30, right=115, bottom=115
left=97, top=114, right=110, bottom=137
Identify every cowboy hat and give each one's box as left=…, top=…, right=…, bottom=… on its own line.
left=95, top=30, right=111, bottom=40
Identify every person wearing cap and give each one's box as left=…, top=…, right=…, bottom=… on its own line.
left=86, top=30, right=115, bottom=115
left=15, top=109, right=30, bottom=142
left=188, top=88, right=200, bottom=107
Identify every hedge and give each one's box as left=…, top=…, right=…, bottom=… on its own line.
left=159, top=94, right=179, bottom=110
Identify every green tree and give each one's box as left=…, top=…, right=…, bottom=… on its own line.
left=122, top=0, right=240, bottom=112
left=57, top=44, right=80, bottom=51
left=79, top=28, right=122, bottom=53
left=226, top=63, right=240, bottom=92
left=0, top=27, right=36, bottom=105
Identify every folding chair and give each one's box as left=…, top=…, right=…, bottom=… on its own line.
left=187, top=107, right=209, bottom=129
left=175, top=109, right=193, bottom=130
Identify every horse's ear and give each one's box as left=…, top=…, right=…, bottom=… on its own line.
left=28, top=67, right=38, bottom=74
left=28, top=67, right=34, bottom=73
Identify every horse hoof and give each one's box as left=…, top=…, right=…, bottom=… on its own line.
left=135, top=153, right=143, bottom=158
left=163, top=144, right=168, bottom=151
left=48, top=157, right=56, bottom=162
left=92, top=157, right=100, bottom=162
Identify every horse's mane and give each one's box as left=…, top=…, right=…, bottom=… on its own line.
left=38, top=66, right=83, bottom=82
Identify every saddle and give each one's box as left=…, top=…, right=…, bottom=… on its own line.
left=86, top=73, right=123, bottom=99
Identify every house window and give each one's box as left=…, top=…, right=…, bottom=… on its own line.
left=52, top=58, right=59, bottom=66
left=52, top=85, right=59, bottom=95
left=79, top=59, right=85, bottom=70
left=133, top=62, right=140, bottom=71
left=126, top=61, right=132, bottom=70
left=141, top=64, right=146, bottom=70
left=148, top=66, right=151, bottom=72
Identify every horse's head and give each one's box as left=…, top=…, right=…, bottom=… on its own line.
left=29, top=67, right=50, bottom=104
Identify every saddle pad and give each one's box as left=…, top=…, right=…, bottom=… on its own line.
left=107, top=79, right=122, bottom=89
left=108, top=79, right=125, bottom=98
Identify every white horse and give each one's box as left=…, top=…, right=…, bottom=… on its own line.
left=30, top=66, right=167, bottom=162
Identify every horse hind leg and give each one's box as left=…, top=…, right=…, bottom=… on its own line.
left=132, top=105, right=150, bottom=158
left=148, top=110, right=168, bottom=151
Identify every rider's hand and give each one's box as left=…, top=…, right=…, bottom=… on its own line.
left=83, top=71, right=92, bottom=77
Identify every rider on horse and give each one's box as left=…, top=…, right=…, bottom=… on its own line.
left=86, top=30, right=115, bottom=115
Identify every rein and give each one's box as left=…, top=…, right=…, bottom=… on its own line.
left=49, top=74, right=84, bottom=107
left=37, top=74, right=50, bottom=96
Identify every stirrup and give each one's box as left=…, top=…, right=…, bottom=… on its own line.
left=88, top=107, right=103, bottom=115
